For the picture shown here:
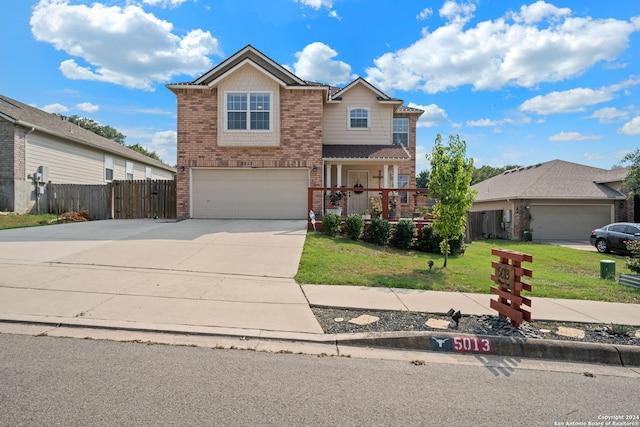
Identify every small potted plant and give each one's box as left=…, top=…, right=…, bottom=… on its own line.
left=370, top=196, right=382, bottom=219
left=326, top=191, right=344, bottom=215
left=361, top=209, right=371, bottom=220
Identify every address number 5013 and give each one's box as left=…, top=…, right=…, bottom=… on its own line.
left=452, top=337, right=492, bottom=353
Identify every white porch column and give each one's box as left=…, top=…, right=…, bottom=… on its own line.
left=383, top=165, right=389, bottom=188
left=392, top=164, right=399, bottom=188
left=336, top=164, right=343, bottom=187
left=325, top=164, right=332, bottom=194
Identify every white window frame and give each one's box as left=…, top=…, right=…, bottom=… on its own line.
left=393, top=118, right=409, bottom=147
left=145, top=166, right=152, bottom=180
left=104, top=155, right=114, bottom=182
left=225, top=91, right=272, bottom=131
left=348, top=108, right=370, bottom=130
left=126, top=161, right=134, bottom=180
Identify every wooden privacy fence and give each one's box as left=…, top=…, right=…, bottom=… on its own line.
left=468, top=210, right=505, bottom=241
left=48, top=183, right=111, bottom=219
left=111, top=180, right=176, bottom=219
left=47, top=180, right=176, bottom=220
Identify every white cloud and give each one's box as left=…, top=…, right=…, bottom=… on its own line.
left=291, top=42, right=355, bottom=85
left=328, top=10, right=341, bottom=21
left=365, top=1, right=639, bottom=93
left=588, top=107, right=629, bottom=124
left=417, top=8, right=433, bottom=21
left=408, top=102, right=448, bottom=127
left=520, top=87, right=615, bottom=115
left=142, top=0, right=189, bottom=7
left=294, top=0, right=332, bottom=10
left=548, top=132, right=601, bottom=141
left=467, top=118, right=499, bottom=127
left=619, top=116, right=640, bottom=135
left=30, top=0, right=221, bottom=91
left=147, top=130, right=177, bottom=164
left=75, top=102, right=99, bottom=114
left=42, top=103, right=69, bottom=114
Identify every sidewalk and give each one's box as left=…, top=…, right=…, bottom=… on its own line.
left=301, top=284, right=640, bottom=326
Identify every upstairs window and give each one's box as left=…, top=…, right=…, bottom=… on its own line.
left=393, top=118, right=409, bottom=147
left=104, top=155, right=114, bottom=182
left=145, top=166, right=152, bottom=180
left=126, top=161, right=134, bottom=180
left=349, top=108, right=369, bottom=129
left=226, top=92, right=271, bottom=131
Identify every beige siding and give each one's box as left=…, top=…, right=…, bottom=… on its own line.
left=217, top=63, right=281, bottom=147
left=323, top=84, right=394, bottom=145
left=26, top=132, right=104, bottom=184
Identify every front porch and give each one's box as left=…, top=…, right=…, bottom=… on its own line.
left=307, top=186, right=434, bottom=222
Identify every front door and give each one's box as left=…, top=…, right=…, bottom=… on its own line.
left=348, top=170, right=369, bottom=215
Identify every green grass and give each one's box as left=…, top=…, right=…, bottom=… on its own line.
left=295, top=233, right=640, bottom=304
left=0, top=213, right=58, bottom=230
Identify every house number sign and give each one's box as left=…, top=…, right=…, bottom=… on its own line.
left=494, top=263, right=515, bottom=289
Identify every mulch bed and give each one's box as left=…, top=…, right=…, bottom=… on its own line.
left=312, top=307, right=640, bottom=347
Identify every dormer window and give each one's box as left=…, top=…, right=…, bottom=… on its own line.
left=348, top=108, right=369, bottom=129
left=226, top=92, right=271, bottom=131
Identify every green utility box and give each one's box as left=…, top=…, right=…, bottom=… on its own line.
left=600, top=260, right=616, bottom=280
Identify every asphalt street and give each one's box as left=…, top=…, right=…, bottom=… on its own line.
left=1, top=334, right=638, bottom=427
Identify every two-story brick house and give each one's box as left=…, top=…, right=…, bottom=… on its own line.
left=167, top=45, right=423, bottom=220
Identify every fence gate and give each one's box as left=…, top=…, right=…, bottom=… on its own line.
left=111, top=180, right=176, bottom=219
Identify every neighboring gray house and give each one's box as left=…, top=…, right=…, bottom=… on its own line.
left=471, top=159, right=636, bottom=241
left=0, top=94, right=175, bottom=213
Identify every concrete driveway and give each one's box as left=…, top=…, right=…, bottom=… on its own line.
left=0, top=219, right=323, bottom=335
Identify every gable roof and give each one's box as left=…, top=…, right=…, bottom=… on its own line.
left=328, top=77, right=401, bottom=104
left=472, top=159, right=627, bottom=202
left=167, top=44, right=323, bottom=91
left=323, top=144, right=410, bottom=161
left=0, top=94, right=174, bottom=172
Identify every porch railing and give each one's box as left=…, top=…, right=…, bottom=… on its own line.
left=307, top=187, right=432, bottom=220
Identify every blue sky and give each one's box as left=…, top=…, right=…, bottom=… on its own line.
left=1, top=0, right=639, bottom=173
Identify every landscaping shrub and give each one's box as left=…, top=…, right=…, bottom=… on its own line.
left=345, top=214, right=364, bottom=240
left=322, top=213, right=342, bottom=237
left=416, top=224, right=464, bottom=254
left=626, top=240, right=640, bottom=274
left=394, top=219, right=417, bottom=250
left=366, top=218, right=392, bottom=245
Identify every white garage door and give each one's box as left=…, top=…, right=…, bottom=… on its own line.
left=191, top=169, right=308, bottom=219
left=530, top=205, right=612, bottom=240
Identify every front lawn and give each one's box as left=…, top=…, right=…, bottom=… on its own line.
left=0, top=213, right=58, bottom=230
left=295, top=233, right=640, bottom=304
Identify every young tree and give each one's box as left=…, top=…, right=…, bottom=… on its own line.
left=427, top=134, right=477, bottom=267
left=621, top=148, right=640, bottom=197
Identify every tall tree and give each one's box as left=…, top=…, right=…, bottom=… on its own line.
left=127, top=144, right=162, bottom=162
left=60, top=114, right=127, bottom=144
left=471, top=164, right=522, bottom=185
left=621, top=148, right=640, bottom=197
left=416, top=170, right=430, bottom=188
left=427, top=134, right=477, bottom=267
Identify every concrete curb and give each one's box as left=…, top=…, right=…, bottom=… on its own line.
left=334, top=331, right=640, bottom=367
left=2, top=318, right=639, bottom=366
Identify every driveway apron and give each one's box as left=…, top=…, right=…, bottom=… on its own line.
left=0, top=219, right=323, bottom=334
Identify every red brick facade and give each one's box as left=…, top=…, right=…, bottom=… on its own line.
left=174, top=87, right=325, bottom=218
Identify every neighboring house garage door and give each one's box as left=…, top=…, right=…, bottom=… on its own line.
left=530, top=205, right=612, bottom=240
left=191, top=169, right=308, bottom=219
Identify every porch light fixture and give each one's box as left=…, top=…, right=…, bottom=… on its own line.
left=180, top=166, right=185, bottom=172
